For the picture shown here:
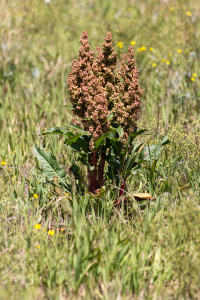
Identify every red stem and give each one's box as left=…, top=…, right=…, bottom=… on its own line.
left=88, top=151, right=98, bottom=192
left=119, top=182, right=125, bottom=197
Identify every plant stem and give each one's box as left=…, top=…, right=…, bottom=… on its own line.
left=88, top=151, right=98, bottom=192
left=119, top=181, right=125, bottom=197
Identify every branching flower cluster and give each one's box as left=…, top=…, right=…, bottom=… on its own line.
left=68, top=31, right=143, bottom=149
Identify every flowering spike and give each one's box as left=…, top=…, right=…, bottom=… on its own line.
left=68, top=32, right=143, bottom=145
left=68, top=32, right=143, bottom=191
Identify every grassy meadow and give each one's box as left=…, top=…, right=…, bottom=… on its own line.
left=1, top=0, right=200, bottom=299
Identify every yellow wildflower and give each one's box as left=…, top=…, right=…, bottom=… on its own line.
left=65, top=193, right=69, bottom=197
left=166, top=60, right=170, bottom=65
left=33, top=194, right=38, bottom=199
left=168, top=52, right=172, bottom=57
left=35, top=224, right=41, bottom=230
left=193, top=73, right=197, bottom=77
left=117, top=42, right=123, bottom=49
left=48, top=230, right=55, bottom=236
left=37, top=245, right=40, bottom=249
left=186, top=11, right=192, bottom=17
left=0, top=161, right=6, bottom=165
left=138, top=46, right=146, bottom=52
left=191, top=77, right=195, bottom=81
left=152, top=63, right=157, bottom=67
left=149, top=47, right=154, bottom=51
left=177, top=49, right=182, bottom=53
left=131, top=41, right=136, bottom=46
left=162, top=58, right=166, bottom=63
left=169, top=7, right=175, bottom=12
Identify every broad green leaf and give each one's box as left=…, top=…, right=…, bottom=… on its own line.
left=33, top=145, right=69, bottom=189
left=67, top=123, right=84, bottom=131
left=94, top=133, right=108, bottom=148
left=150, top=136, right=170, bottom=160
left=140, top=145, right=155, bottom=160
left=65, top=134, right=83, bottom=146
left=66, top=135, right=90, bottom=153
left=42, top=127, right=68, bottom=135
left=67, top=123, right=90, bottom=135
left=107, top=130, right=117, bottom=139
left=116, top=126, right=124, bottom=137
left=141, top=136, right=170, bottom=161
left=63, top=132, right=75, bottom=137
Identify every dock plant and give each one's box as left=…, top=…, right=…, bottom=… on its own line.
left=34, top=31, right=169, bottom=198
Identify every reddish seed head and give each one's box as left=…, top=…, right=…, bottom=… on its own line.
left=68, top=32, right=143, bottom=148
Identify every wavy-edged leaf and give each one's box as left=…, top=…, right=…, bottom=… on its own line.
left=33, top=145, right=69, bottom=190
